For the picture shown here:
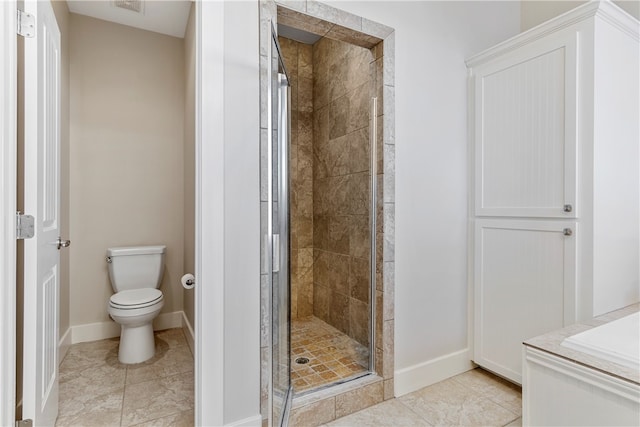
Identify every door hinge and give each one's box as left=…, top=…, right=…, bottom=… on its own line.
left=16, top=419, right=33, bottom=427
left=16, top=212, right=35, bottom=239
left=17, top=10, right=35, bottom=38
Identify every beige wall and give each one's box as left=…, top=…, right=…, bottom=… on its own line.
left=521, top=0, right=640, bottom=31
left=69, top=14, right=185, bottom=326
left=183, top=3, right=195, bottom=329
left=279, top=36, right=315, bottom=320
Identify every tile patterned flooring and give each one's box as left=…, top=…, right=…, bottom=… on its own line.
left=291, top=317, right=369, bottom=393
left=325, top=368, right=522, bottom=427
left=56, top=328, right=194, bottom=427
left=56, top=326, right=521, bottom=427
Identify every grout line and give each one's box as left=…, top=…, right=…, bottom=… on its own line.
left=57, top=332, right=194, bottom=426
left=394, top=397, right=435, bottom=426
left=501, top=415, right=522, bottom=427
left=126, top=409, right=190, bottom=427
left=488, top=398, right=522, bottom=420
left=120, top=363, right=128, bottom=427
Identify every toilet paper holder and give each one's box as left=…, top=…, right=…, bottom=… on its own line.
left=181, top=273, right=195, bottom=289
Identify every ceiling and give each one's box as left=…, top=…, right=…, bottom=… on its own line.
left=67, top=0, right=191, bottom=38
left=277, top=23, right=322, bottom=45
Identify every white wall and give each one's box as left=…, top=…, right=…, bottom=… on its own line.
left=222, top=1, right=261, bottom=423
left=197, top=1, right=260, bottom=424
left=521, top=0, right=640, bottom=31
left=209, top=0, right=520, bottom=419
left=322, top=0, right=521, bottom=393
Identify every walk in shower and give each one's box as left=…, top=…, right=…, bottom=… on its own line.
left=279, top=32, right=378, bottom=394
left=261, top=3, right=394, bottom=426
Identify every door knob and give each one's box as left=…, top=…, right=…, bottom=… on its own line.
left=57, top=237, right=71, bottom=250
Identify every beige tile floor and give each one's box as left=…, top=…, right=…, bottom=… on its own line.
left=56, top=328, right=520, bottom=427
left=291, top=317, right=369, bottom=393
left=56, top=328, right=194, bottom=427
left=324, top=368, right=522, bottom=427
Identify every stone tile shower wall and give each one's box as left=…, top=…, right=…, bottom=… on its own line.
left=312, top=38, right=374, bottom=347
left=280, top=35, right=374, bottom=343
left=279, top=37, right=315, bottom=320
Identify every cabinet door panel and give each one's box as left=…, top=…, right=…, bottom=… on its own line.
left=474, top=32, right=577, bottom=217
left=473, top=219, right=577, bottom=383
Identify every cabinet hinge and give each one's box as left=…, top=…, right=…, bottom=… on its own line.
left=16, top=419, right=33, bottom=427
left=16, top=212, right=35, bottom=239
left=16, top=10, right=35, bottom=38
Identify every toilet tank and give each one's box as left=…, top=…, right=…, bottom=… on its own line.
left=107, top=245, right=166, bottom=292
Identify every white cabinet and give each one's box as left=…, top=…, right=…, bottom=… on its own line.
left=467, top=1, right=639, bottom=384
left=474, top=219, right=576, bottom=382
left=473, top=31, right=578, bottom=218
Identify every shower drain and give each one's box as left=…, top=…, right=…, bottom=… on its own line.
left=295, top=357, right=310, bottom=365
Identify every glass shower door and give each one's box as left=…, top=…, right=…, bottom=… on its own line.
left=268, top=26, right=292, bottom=427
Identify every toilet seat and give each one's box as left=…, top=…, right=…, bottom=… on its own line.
left=109, top=288, right=163, bottom=309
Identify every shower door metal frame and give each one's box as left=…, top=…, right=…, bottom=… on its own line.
left=267, top=22, right=292, bottom=427
left=369, top=97, right=378, bottom=373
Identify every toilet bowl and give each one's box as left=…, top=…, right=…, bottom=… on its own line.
left=106, top=245, right=166, bottom=364
left=108, top=288, right=164, bottom=363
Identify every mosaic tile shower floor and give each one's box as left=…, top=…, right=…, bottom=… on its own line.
left=291, top=316, right=369, bottom=393
left=55, top=328, right=193, bottom=427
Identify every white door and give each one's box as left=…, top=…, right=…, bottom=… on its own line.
left=473, top=219, right=577, bottom=384
left=22, top=1, right=62, bottom=425
left=0, top=1, right=18, bottom=425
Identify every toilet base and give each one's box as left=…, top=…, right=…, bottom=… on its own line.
left=118, top=322, right=155, bottom=364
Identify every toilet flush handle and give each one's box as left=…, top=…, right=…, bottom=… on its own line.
left=106, top=256, right=112, bottom=264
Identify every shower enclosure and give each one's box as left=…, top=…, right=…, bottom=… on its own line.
left=268, top=27, right=292, bottom=427
left=267, top=25, right=377, bottom=422
left=262, top=2, right=395, bottom=424
left=278, top=32, right=378, bottom=395
left=268, top=18, right=379, bottom=396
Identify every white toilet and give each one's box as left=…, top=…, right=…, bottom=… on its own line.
left=106, top=245, right=166, bottom=364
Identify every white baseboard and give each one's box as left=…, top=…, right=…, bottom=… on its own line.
left=71, top=320, right=120, bottom=343
left=153, top=311, right=183, bottom=331
left=58, top=327, right=72, bottom=363
left=182, top=311, right=195, bottom=355
left=394, top=348, right=475, bottom=397
left=70, top=311, right=184, bottom=344
left=227, top=414, right=262, bottom=427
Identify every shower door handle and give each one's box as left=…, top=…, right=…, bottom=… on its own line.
left=263, top=234, right=281, bottom=273
left=272, top=234, right=280, bottom=273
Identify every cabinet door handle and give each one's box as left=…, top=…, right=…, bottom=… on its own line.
left=564, top=204, right=573, bottom=213
left=563, top=228, right=573, bottom=236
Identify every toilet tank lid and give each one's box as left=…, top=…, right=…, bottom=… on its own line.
left=107, top=245, right=166, bottom=257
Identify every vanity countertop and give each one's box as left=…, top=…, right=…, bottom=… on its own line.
left=524, top=303, right=640, bottom=385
